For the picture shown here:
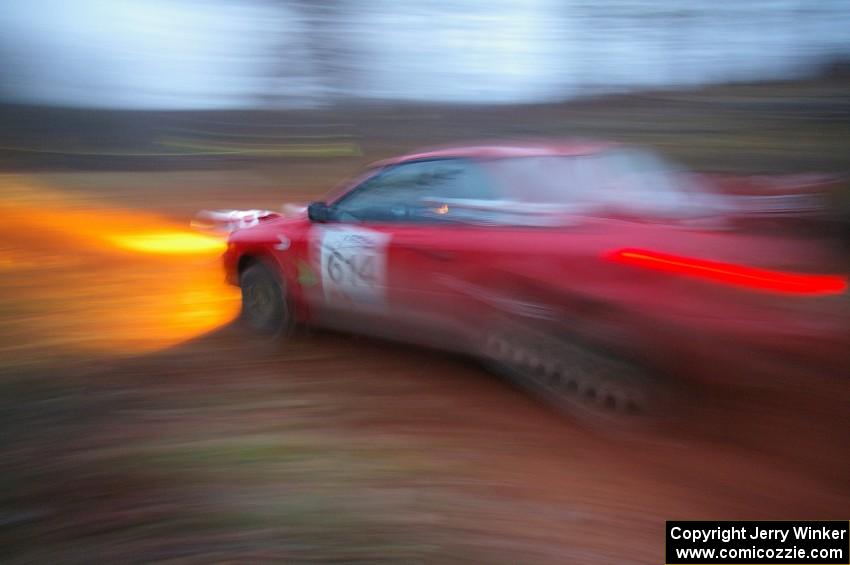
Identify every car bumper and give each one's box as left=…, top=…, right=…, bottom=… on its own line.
left=222, top=244, right=240, bottom=286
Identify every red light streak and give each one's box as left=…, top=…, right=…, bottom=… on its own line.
left=606, top=248, right=848, bottom=295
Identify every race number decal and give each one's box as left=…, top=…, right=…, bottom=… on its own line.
left=312, top=226, right=391, bottom=308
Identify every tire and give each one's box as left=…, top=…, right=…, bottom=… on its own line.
left=478, top=317, right=671, bottom=431
left=239, top=262, right=292, bottom=336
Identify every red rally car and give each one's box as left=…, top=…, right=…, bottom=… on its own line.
left=221, top=141, right=849, bottom=416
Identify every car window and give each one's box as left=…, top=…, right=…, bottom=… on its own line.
left=484, top=150, right=724, bottom=219
left=588, top=149, right=727, bottom=217
left=332, top=159, right=497, bottom=223
left=484, top=156, right=594, bottom=205
left=590, top=149, right=683, bottom=211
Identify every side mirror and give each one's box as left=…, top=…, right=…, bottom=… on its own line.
left=307, top=201, right=331, bottom=223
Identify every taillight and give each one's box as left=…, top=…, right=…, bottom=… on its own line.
left=605, top=248, right=847, bottom=296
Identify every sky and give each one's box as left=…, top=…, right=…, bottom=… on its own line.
left=0, top=0, right=848, bottom=109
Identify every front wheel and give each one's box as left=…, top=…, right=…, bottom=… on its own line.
left=239, top=262, right=292, bottom=336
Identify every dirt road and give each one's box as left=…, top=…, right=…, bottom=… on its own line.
left=1, top=172, right=849, bottom=563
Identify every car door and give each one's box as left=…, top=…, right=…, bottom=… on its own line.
left=371, top=159, right=507, bottom=349
left=305, top=158, right=502, bottom=348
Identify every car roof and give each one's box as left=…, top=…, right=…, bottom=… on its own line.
left=371, top=140, right=619, bottom=168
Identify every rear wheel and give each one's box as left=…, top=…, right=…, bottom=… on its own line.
left=478, top=318, right=669, bottom=430
left=240, top=262, right=292, bottom=336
